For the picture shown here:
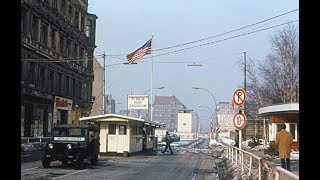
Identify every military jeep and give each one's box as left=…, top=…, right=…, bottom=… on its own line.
left=42, top=123, right=100, bottom=169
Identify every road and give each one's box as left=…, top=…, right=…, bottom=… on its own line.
left=21, top=138, right=218, bottom=180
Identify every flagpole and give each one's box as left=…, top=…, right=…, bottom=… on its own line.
left=150, top=36, right=154, bottom=121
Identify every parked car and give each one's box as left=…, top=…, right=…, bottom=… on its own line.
left=42, top=123, right=100, bottom=169
left=161, top=133, right=180, bottom=142
left=170, top=133, right=180, bottom=142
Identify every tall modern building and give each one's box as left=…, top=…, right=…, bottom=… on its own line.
left=21, top=0, right=97, bottom=137
left=105, top=94, right=115, bottom=114
left=153, top=96, right=187, bottom=132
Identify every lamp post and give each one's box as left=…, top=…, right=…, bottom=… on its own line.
left=198, top=105, right=214, bottom=139
left=192, top=87, right=219, bottom=141
left=144, top=86, right=164, bottom=121
left=144, top=86, right=164, bottom=95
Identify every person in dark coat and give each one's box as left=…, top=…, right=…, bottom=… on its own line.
left=162, top=131, right=173, bottom=155
left=275, top=123, right=293, bottom=171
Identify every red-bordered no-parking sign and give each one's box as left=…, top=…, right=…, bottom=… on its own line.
left=233, top=88, right=246, bottom=106
left=233, top=111, right=247, bottom=129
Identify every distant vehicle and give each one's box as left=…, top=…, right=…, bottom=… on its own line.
left=161, top=133, right=180, bottom=142
left=170, top=133, right=180, bottom=142
left=42, top=123, right=100, bottom=169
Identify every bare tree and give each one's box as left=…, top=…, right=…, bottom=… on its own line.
left=260, top=23, right=299, bottom=103
left=243, top=23, right=299, bottom=118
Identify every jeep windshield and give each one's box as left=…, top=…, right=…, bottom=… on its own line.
left=52, top=127, right=87, bottom=141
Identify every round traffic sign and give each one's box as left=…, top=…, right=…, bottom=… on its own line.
left=233, top=111, right=247, bottom=129
left=233, top=88, right=246, bottom=106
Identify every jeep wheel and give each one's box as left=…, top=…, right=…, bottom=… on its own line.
left=74, top=153, right=84, bottom=169
left=62, top=159, right=68, bottom=167
left=42, top=156, right=51, bottom=168
left=91, top=155, right=98, bottom=166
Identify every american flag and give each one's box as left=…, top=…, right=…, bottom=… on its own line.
left=126, top=38, right=152, bottom=64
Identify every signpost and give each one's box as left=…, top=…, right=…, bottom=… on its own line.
left=232, top=88, right=247, bottom=150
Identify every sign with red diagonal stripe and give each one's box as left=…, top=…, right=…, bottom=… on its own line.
left=232, top=88, right=246, bottom=106
left=233, top=111, right=247, bottom=129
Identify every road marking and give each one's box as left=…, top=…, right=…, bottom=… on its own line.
left=21, top=167, right=38, bottom=172
left=51, top=169, right=87, bottom=179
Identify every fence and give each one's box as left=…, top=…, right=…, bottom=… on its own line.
left=225, top=145, right=299, bottom=180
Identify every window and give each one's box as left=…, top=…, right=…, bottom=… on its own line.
left=86, top=19, right=92, bottom=37
left=272, top=123, right=298, bottom=142
left=51, top=28, right=56, bottom=50
left=65, top=76, right=69, bottom=96
left=74, top=11, right=79, bottom=28
left=21, top=10, right=28, bottom=34
left=72, top=79, right=76, bottom=98
left=73, top=43, right=78, bottom=58
left=60, top=0, right=65, bottom=17
left=49, top=71, right=54, bottom=92
left=31, top=15, right=38, bottom=41
left=40, top=22, right=48, bottom=45
left=59, top=35, right=64, bottom=54
left=68, top=5, right=73, bottom=22
left=81, top=16, right=85, bottom=31
left=119, top=125, right=127, bottom=135
left=52, top=0, right=57, bottom=9
left=39, top=67, right=45, bottom=90
left=79, top=81, right=82, bottom=99
left=29, top=62, right=35, bottom=85
left=58, top=73, right=62, bottom=94
left=289, top=123, right=298, bottom=142
left=66, top=39, right=71, bottom=57
left=108, top=124, right=116, bottom=134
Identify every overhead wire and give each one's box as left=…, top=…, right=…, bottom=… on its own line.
left=104, top=9, right=298, bottom=57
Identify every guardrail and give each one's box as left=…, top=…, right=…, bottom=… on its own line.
left=225, top=145, right=263, bottom=180
left=225, top=145, right=299, bottom=180
left=275, top=167, right=299, bottom=180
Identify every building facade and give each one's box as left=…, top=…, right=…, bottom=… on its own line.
left=153, top=96, right=187, bottom=132
left=91, top=57, right=103, bottom=116
left=21, top=0, right=97, bottom=137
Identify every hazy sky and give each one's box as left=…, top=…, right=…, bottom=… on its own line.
left=88, top=0, right=299, bottom=121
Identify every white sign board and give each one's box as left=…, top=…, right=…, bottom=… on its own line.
left=128, top=95, right=149, bottom=110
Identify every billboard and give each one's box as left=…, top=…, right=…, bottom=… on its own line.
left=127, top=95, right=149, bottom=110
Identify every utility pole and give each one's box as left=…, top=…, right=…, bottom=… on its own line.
left=243, top=51, right=247, bottom=141
left=103, top=51, right=106, bottom=114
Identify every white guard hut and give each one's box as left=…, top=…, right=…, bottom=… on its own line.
left=80, top=114, right=164, bottom=156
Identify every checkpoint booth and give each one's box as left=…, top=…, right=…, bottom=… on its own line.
left=80, top=113, right=165, bottom=156
left=258, top=103, right=299, bottom=150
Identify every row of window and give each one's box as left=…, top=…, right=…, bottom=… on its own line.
left=108, top=124, right=155, bottom=136
left=21, top=61, right=90, bottom=101
left=21, top=10, right=89, bottom=60
left=34, top=0, right=87, bottom=32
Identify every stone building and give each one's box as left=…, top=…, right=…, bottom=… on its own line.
left=21, top=0, right=97, bottom=137
left=153, top=96, right=187, bottom=132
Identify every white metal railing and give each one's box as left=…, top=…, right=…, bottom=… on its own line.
left=225, top=145, right=263, bottom=180
left=225, top=145, right=299, bottom=180
left=275, top=167, right=299, bottom=180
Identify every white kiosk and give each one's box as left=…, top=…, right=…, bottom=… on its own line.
left=80, top=114, right=164, bottom=156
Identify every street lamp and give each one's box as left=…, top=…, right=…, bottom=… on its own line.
left=192, top=87, right=219, bottom=141
left=198, top=105, right=214, bottom=139
left=144, top=86, right=164, bottom=95
left=143, top=86, right=165, bottom=121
